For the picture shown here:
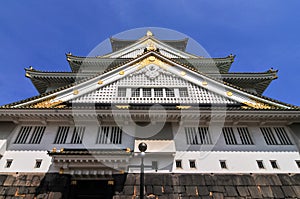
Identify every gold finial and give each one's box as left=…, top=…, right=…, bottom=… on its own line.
left=146, top=30, right=153, bottom=36
left=226, top=91, right=233, bottom=96
left=29, top=66, right=33, bottom=70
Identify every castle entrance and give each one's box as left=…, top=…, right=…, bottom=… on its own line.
left=69, top=179, right=114, bottom=199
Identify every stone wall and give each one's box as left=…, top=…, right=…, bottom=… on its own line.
left=0, top=173, right=299, bottom=198
left=116, top=173, right=300, bottom=199
left=0, top=173, right=70, bottom=198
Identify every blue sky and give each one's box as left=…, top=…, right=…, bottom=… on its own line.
left=0, top=1, right=300, bottom=106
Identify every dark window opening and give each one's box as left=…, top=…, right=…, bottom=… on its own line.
left=176, top=160, right=182, bottom=168
left=257, top=160, right=265, bottom=169
left=270, top=160, right=279, bottom=169
left=189, top=160, right=196, bottom=168
left=220, top=160, right=227, bottom=169
left=35, top=159, right=42, bottom=168
left=5, top=160, right=13, bottom=168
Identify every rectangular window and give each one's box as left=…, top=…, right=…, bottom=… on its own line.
left=96, top=126, right=122, bottom=144
left=70, top=126, right=85, bottom=144
left=185, top=127, right=212, bottom=145
left=176, top=160, right=182, bottom=168
left=223, top=127, right=237, bottom=145
left=28, top=126, right=46, bottom=144
left=220, top=160, right=227, bottom=169
left=261, top=127, right=292, bottom=145
left=179, top=88, right=189, bottom=97
left=54, top=126, right=70, bottom=144
left=15, top=126, right=46, bottom=144
left=142, top=88, right=151, bottom=97
left=256, top=160, right=265, bottom=169
left=117, top=87, right=126, bottom=97
left=131, top=88, right=140, bottom=97
left=14, top=126, right=32, bottom=144
left=5, top=160, right=13, bottom=168
left=189, top=160, right=196, bottom=168
left=35, top=159, right=42, bottom=168
left=270, top=160, right=279, bottom=169
left=237, top=127, right=254, bottom=145
left=154, top=88, right=163, bottom=97
left=165, top=88, right=175, bottom=97
left=296, top=160, right=300, bottom=168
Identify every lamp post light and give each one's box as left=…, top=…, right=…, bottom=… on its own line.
left=138, top=142, right=147, bottom=199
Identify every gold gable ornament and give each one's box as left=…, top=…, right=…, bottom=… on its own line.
left=243, top=100, right=272, bottom=109
left=33, top=97, right=65, bottom=108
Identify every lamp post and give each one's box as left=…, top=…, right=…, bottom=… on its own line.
left=138, top=142, right=147, bottom=199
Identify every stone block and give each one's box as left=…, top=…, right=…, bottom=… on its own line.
left=0, top=176, right=7, bottom=186
left=173, top=185, right=185, bottom=193
left=48, top=192, right=62, bottom=199
left=278, top=174, right=296, bottom=185
left=163, top=186, right=173, bottom=194
left=259, top=186, right=273, bottom=198
left=232, top=175, right=255, bottom=186
left=224, top=186, right=238, bottom=197
left=204, top=175, right=214, bottom=186
left=153, top=186, right=163, bottom=195
left=208, top=186, right=225, bottom=193
left=282, top=186, right=297, bottom=198
left=124, top=174, right=136, bottom=185
left=36, top=193, right=48, bottom=199
left=212, top=192, right=224, bottom=199
left=185, top=186, right=197, bottom=196
left=123, top=186, right=134, bottom=195
left=179, top=175, right=193, bottom=186
left=253, top=175, right=281, bottom=186
left=17, top=187, right=29, bottom=195
left=292, top=186, right=300, bottom=198
left=197, top=186, right=209, bottom=196
left=24, top=195, right=35, bottom=199
left=247, top=186, right=262, bottom=198
left=270, top=186, right=284, bottom=198
left=5, top=187, right=17, bottom=196
left=31, top=175, right=42, bottom=187
left=3, top=176, right=15, bottom=186
left=145, top=185, right=153, bottom=194
left=14, top=175, right=27, bottom=186
left=192, top=175, right=206, bottom=186
left=213, top=175, right=233, bottom=186
left=291, top=174, right=300, bottom=185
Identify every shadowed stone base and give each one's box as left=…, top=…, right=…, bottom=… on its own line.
left=0, top=173, right=299, bottom=198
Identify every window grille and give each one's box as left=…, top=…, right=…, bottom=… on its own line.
left=176, top=160, right=182, bottom=168
left=179, top=88, right=189, bottom=97
left=142, top=88, right=151, bottom=97
left=28, top=126, right=46, bottom=144
left=223, top=127, right=237, bottom=145
left=154, top=88, right=163, bottom=97
left=185, top=127, right=212, bottom=145
left=237, top=127, right=254, bottom=145
left=131, top=88, right=140, bottom=97
left=220, top=160, right=227, bottom=169
left=189, top=160, right=196, bottom=168
left=15, top=126, right=46, bottom=144
left=15, top=126, right=32, bottom=144
left=256, top=160, right=265, bottom=169
left=70, top=126, right=85, bottom=144
left=96, top=126, right=122, bottom=144
left=260, top=127, right=292, bottom=145
left=117, top=87, right=126, bottom=97
left=270, top=160, right=279, bottom=169
left=165, top=88, right=175, bottom=97
left=54, top=126, right=70, bottom=144
left=273, top=127, right=292, bottom=145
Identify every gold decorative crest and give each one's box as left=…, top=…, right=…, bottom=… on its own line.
left=243, top=100, right=272, bottom=109
left=135, top=56, right=169, bottom=70
left=33, top=96, right=64, bottom=108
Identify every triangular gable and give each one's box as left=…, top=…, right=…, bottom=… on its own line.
left=11, top=51, right=292, bottom=109
left=102, top=33, right=198, bottom=59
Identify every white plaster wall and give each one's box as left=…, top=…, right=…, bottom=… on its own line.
left=0, top=151, right=51, bottom=173
left=173, top=151, right=300, bottom=173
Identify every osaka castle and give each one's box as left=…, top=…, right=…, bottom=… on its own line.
left=0, top=30, right=300, bottom=198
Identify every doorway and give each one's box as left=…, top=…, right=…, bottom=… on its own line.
left=69, top=180, right=114, bottom=199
